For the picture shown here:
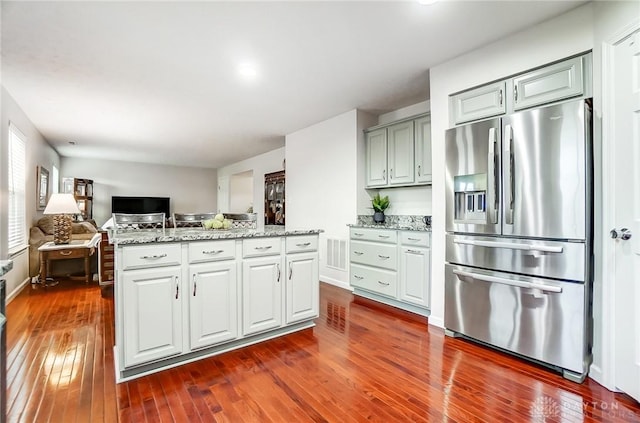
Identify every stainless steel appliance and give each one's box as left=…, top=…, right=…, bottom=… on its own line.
left=444, top=98, right=593, bottom=382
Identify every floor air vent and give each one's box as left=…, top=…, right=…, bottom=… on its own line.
left=326, top=238, right=347, bottom=271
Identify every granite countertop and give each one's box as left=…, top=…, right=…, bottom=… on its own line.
left=109, top=227, right=322, bottom=246
left=348, top=223, right=431, bottom=232
left=0, top=260, right=13, bottom=277
left=349, top=214, right=431, bottom=232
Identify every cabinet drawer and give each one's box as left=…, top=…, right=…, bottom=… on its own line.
left=286, top=235, right=318, bottom=253
left=45, top=248, right=86, bottom=260
left=350, top=240, right=397, bottom=270
left=350, top=228, right=397, bottom=243
left=189, top=240, right=236, bottom=263
left=243, top=237, right=282, bottom=258
left=400, top=231, right=430, bottom=247
left=121, top=243, right=181, bottom=270
left=350, top=264, right=397, bottom=298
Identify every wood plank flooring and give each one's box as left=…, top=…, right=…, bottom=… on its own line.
left=5, top=279, right=640, bottom=422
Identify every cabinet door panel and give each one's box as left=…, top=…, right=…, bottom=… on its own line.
left=242, top=256, right=282, bottom=335
left=415, top=115, right=432, bottom=184
left=189, top=261, right=238, bottom=350
left=387, top=121, right=415, bottom=185
left=286, top=253, right=319, bottom=324
left=123, top=267, right=182, bottom=367
left=400, top=246, right=430, bottom=308
left=452, top=81, right=506, bottom=125
left=513, top=56, right=584, bottom=111
left=365, top=128, right=388, bottom=187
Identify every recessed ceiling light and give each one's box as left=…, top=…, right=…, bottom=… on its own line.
left=238, top=63, right=258, bottom=81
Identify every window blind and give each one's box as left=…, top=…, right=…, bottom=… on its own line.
left=8, top=123, right=27, bottom=252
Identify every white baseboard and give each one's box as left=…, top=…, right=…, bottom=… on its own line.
left=319, top=275, right=352, bottom=291
left=7, top=277, right=30, bottom=304
left=428, top=316, right=444, bottom=329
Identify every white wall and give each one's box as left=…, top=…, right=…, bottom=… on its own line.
left=1, top=86, right=61, bottom=295
left=429, top=4, right=594, bottom=331
left=61, top=157, right=217, bottom=226
left=217, top=147, right=285, bottom=231
left=286, top=109, right=376, bottom=288
left=229, top=170, right=254, bottom=213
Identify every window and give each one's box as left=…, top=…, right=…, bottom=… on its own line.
left=8, top=123, right=26, bottom=252
left=52, top=165, right=59, bottom=194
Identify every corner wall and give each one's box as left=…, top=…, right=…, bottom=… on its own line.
left=286, top=109, right=376, bottom=289
left=1, top=86, right=61, bottom=296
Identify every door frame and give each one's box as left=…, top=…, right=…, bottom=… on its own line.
left=598, top=18, right=640, bottom=391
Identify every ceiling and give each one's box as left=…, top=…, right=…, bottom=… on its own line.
left=1, top=1, right=587, bottom=169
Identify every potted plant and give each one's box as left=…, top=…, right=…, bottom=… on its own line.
left=371, top=193, right=390, bottom=223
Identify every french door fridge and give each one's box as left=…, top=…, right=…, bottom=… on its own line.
left=444, top=98, right=593, bottom=382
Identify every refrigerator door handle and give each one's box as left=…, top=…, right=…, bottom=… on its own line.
left=453, top=238, right=563, bottom=253
left=453, top=269, right=563, bottom=293
left=504, top=124, right=514, bottom=225
left=487, top=127, right=498, bottom=224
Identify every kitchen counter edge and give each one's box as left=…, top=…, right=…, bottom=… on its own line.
left=348, top=224, right=431, bottom=232
left=109, top=228, right=323, bottom=246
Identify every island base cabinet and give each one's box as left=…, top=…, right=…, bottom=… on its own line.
left=242, top=256, right=283, bottom=336
left=189, top=261, right=238, bottom=350
left=122, top=267, right=183, bottom=368
left=286, top=252, right=319, bottom=324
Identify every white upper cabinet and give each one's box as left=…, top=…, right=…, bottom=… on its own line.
left=387, top=121, right=415, bottom=185
left=364, top=114, right=431, bottom=189
left=414, top=115, right=432, bottom=184
left=451, top=81, right=506, bottom=125
left=449, top=53, right=591, bottom=126
left=365, top=128, right=388, bottom=188
left=512, top=56, right=584, bottom=111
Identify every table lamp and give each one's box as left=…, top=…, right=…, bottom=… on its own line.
left=43, top=193, right=81, bottom=244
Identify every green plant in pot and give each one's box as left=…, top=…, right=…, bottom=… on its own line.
left=371, top=193, right=390, bottom=223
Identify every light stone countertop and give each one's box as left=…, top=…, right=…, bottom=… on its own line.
left=0, top=260, right=13, bottom=277
left=109, top=227, right=322, bottom=246
left=347, top=223, right=431, bottom=232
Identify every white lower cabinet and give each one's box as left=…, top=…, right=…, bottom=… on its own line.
left=349, top=227, right=431, bottom=316
left=400, top=246, right=431, bottom=308
left=116, top=234, right=319, bottom=380
left=286, top=252, right=319, bottom=324
left=189, top=261, right=238, bottom=350
left=122, top=266, right=183, bottom=368
left=242, top=255, right=283, bottom=336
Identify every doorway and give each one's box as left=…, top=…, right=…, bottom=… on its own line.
left=229, top=170, right=254, bottom=213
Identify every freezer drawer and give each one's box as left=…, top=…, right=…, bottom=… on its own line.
left=446, top=234, right=585, bottom=282
left=444, top=264, right=588, bottom=375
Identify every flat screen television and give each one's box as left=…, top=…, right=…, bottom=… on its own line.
left=111, top=196, right=170, bottom=217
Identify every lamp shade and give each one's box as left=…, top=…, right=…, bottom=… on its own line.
left=43, top=193, right=81, bottom=215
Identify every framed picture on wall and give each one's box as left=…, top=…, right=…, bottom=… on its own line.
left=37, top=166, right=50, bottom=210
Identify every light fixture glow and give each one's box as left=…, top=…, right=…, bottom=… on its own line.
left=238, top=63, right=258, bottom=80
left=418, top=0, right=438, bottom=5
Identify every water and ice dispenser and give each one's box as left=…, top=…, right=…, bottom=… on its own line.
left=454, top=173, right=487, bottom=223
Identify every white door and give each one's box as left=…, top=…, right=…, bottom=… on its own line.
left=285, top=252, right=319, bottom=324
left=387, top=121, right=415, bottom=185
left=365, top=128, right=388, bottom=187
left=242, top=256, right=282, bottom=336
left=122, top=267, right=183, bottom=367
left=189, top=261, right=238, bottom=350
left=613, top=28, right=640, bottom=402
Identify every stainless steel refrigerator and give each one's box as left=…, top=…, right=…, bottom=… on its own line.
left=444, top=98, right=593, bottom=382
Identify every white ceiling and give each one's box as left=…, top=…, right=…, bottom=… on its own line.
left=1, top=1, right=586, bottom=169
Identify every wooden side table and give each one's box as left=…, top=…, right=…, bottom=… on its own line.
left=38, top=234, right=101, bottom=286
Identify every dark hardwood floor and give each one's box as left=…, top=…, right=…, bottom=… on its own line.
left=6, top=279, right=640, bottom=422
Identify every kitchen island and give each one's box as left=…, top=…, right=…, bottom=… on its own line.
left=110, top=227, right=321, bottom=381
